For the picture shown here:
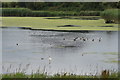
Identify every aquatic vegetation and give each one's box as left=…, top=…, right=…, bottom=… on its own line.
left=103, top=52, right=118, bottom=55
left=2, top=17, right=118, bottom=31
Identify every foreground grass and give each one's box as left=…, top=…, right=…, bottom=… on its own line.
left=2, top=72, right=118, bottom=78
left=2, top=17, right=118, bottom=31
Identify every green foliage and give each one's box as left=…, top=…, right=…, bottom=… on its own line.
left=101, top=9, right=120, bottom=23
left=2, top=2, right=119, bottom=11
left=30, top=73, right=47, bottom=78
left=78, top=11, right=100, bottom=16
left=2, top=8, right=101, bottom=17
left=2, top=8, right=32, bottom=16
left=2, top=72, right=28, bottom=78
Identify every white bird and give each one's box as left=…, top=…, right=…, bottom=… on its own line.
left=48, top=56, right=52, bottom=64
left=49, top=56, right=52, bottom=61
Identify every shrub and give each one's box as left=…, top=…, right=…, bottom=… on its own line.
left=100, top=9, right=120, bottom=24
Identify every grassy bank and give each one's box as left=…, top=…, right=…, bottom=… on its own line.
left=2, top=17, right=118, bottom=31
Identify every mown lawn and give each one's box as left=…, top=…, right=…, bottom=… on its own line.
left=2, top=17, right=118, bottom=31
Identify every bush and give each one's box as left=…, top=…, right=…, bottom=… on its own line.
left=100, top=9, right=120, bottom=24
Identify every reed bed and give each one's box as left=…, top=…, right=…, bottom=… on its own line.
left=1, top=8, right=100, bottom=17
left=2, top=64, right=118, bottom=78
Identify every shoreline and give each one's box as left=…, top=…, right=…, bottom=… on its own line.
left=1, top=26, right=118, bottom=32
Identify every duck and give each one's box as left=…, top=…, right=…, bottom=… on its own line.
left=83, top=38, right=86, bottom=41
left=63, top=38, right=65, bottom=40
left=73, top=37, right=78, bottom=41
left=16, top=43, right=18, bottom=46
left=99, top=38, right=102, bottom=42
left=41, top=58, right=44, bottom=60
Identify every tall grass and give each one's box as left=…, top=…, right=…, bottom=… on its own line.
left=2, top=64, right=118, bottom=78
left=2, top=71, right=118, bottom=78
left=101, top=9, right=120, bottom=24
left=1, top=8, right=101, bottom=17
left=2, top=8, right=32, bottom=17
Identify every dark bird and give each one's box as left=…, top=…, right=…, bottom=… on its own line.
left=82, top=54, right=84, bottom=56
left=83, top=39, right=86, bottom=41
left=16, top=43, right=18, bottom=45
left=41, top=58, right=44, bottom=60
left=92, top=39, right=94, bottom=41
left=73, top=37, right=78, bottom=41
left=99, top=38, right=102, bottom=42
left=63, top=38, right=65, bottom=40
left=99, top=39, right=101, bottom=42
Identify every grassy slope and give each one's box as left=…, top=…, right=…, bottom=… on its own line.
left=2, top=17, right=118, bottom=31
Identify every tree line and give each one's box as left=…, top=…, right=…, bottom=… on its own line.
left=2, top=2, right=120, bottom=11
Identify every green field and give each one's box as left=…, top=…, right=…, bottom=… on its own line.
left=2, top=17, right=118, bottom=31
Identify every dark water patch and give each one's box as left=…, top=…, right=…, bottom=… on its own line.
left=31, top=29, right=91, bottom=33
left=0, top=26, right=91, bottom=32
left=1, top=26, right=32, bottom=30
left=99, top=26, right=114, bottom=27
left=61, top=45, right=79, bottom=48
left=1, top=26, right=116, bottom=32
left=30, top=34, right=65, bottom=37
left=57, top=25, right=81, bottom=27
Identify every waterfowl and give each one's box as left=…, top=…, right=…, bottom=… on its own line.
left=80, top=38, right=82, bottom=40
left=86, top=38, right=88, bottom=40
left=41, top=58, right=44, bottom=60
left=73, top=37, right=78, bottom=41
left=83, top=39, right=86, bottom=41
left=63, top=38, right=65, bottom=40
left=48, top=56, right=52, bottom=61
left=92, top=39, right=94, bottom=41
left=48, top=56, right=52, bottom=64
left=99, top=38, right=102, bottom=42
left=82, top=54, right=83, bottom=56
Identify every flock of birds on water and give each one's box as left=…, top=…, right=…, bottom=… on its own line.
left=16, top=32, right=103, bottom=64
left=63, top=37, right=102, bottom=42
left=15, top=37, right=102, bottom=64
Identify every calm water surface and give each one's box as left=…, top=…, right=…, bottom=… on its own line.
left=2, top=28, right=118, bottom=75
